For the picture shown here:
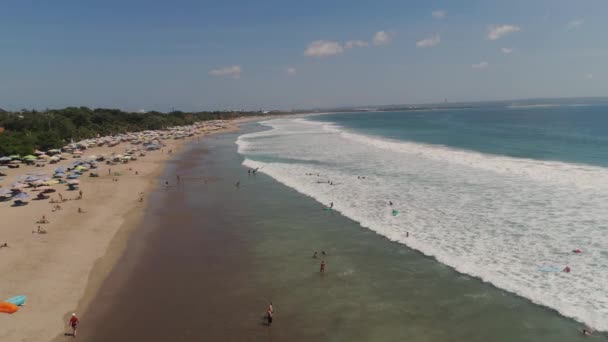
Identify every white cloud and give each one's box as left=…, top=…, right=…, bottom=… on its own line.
left=209, top=65, right=242, bottom=78
left=285, top=67, right=296, bottom=75
left=372, top=31, right=391, bottom=45
left=416, top=34, right=440, bottom=48
left=432, top=10, right=446, bottom=19
left=345, top=40, right=369, bottom=49
left=585, top=73, right=593, bottom=79
left=304, top=40, right=344, bottom=57
left=472, top=61, right=489, bottom=69
left=501, top=47, right=513, bottom=54
left=486, top=25, right=521, bottom=40
left=567, top=19, right=584, bottom=30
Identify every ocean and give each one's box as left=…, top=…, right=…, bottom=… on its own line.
left=237, top=103, right=608, bottom=333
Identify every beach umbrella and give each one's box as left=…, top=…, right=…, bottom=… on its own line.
left=37, top=186, right=53, bottom=191
left=0, top=189, right=11, bottom=195
left=53, top=173, right=66, bottom=178
left=55, top=167, right=66, bottom=173
left=37, top=154, right=50, bottom=159
left=8, top=155, right=20, bottom=160
left=9, top=160, right=21, bottom=164
left=0, top=157, right=11, bottom=162
left=67, top=180, right=80, bottom=185
left=23, top=155, right=37, bottom=161
left=67, top=174, right=80, bottom=179
left=73, top=150, right=83, bottom=155
left=31, top=180, right=45, bottom=186
left=12, top=193, right=29, bottom=199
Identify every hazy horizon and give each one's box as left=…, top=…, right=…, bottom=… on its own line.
left=1, top=0, right=606, bottom=111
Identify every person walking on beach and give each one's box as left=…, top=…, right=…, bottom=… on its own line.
left=320, top=259, right=326, bottom=273
left=67, top=313, right=79, bottom=337
left=266, top=309, right=274, bottom=326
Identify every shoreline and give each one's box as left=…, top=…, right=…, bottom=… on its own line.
left=0, top=121, right=239, bottom=342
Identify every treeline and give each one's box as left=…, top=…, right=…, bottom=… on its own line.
left=0, top=107, right=282, bottom=156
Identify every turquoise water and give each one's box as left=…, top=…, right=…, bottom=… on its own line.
left=314, top=105, right=608, bottom=167
left=237, top=104, right=608, bottom=333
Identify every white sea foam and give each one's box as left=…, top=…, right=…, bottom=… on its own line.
left=237, top=117, right=608, bottom=331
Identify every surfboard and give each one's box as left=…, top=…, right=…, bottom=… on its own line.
left=324, top=208, right=333, bottom=211
left=5, top=295, right=26, bottom=306
left=538, top=266, right=561, bottom=273
left=392, top=210, right=399, bottom=217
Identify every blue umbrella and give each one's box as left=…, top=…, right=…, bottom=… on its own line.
left=54, top=167, right=66, bottom=173
left=53, top=173, right=66, bottom=178
left=67, top=173, right=80, bottom=179
left=13, top=193, right=29, bottom=199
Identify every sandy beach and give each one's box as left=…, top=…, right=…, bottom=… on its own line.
left=0, top=121, right=238, bottom=342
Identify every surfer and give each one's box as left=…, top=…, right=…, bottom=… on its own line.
left=563, top=266, right=571, bottom=273
left=582, top=327, right=593, bottom=336
left=313, top=252, right=318, bottom=258
left=248, top=169, right=251, bottom=175
left=330, top=202, right=334, bottom=209
left=406, top=232, right=409, bottom=238
left=235, top=181, right=240, bottom=188
left=68, top=313, right=79, bottom=337
left=573, top=249, right=582, bottom=254
left=389, top=201, right=393, bottom=206
left=320, top=259, right=326, bottom=273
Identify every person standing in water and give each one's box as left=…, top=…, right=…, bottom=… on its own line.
left=320, top=259, right=326, bottom=273
left=235, top=180, right=240, bottom=188
left=313, top=251, right=318, bottom=258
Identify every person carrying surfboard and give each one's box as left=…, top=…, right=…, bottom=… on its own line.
left=68, top=313, right=79, bottom=337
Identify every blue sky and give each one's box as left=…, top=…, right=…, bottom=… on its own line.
left=0, top=0, right=606, bottom=111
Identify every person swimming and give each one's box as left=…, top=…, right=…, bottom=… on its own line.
left=563, top=266, right=571, bottom=273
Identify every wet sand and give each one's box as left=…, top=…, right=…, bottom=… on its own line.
left=74, top=144, right=269, bottom=341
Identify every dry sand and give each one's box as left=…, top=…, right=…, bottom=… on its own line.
left=0, top=122, right=239, bottom=342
